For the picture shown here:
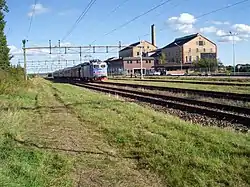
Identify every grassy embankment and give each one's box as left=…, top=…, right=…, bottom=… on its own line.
left=107, top=79, right=250, bottom=94
left=1, top=77, right=250, bottom=186
left=0, top=69, right=73, bottom=186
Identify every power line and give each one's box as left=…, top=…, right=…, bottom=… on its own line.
left=85, top=0, right=131, bottom=46
left=61, top=0, right=98, bottom=41
left=140, top=0, right=250, bottom=38
left=91, top=0, right=173, bottom=44
left=108, top=0, right=130, bottom=17
left=27, top=0, right=38, bottom=39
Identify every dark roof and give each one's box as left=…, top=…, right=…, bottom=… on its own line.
left=163, top=33, right=198, bottom=49
left=119, top=42, right=140, bottom=52
left=106, top=56, right=154, bottom=62
left=119, top=40, right=156, bottom=52
left=149, top=49, right=162, bottom=57
left=162, top=33, right=217, bottom=49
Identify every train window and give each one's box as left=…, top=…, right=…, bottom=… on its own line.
left=93, top=65, right=99, bottom=68
left=101, top=65, right=106, bottom=68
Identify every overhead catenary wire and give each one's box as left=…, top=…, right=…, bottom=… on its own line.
left=27, top=0, right=38, bottom=39
left=140, top=0, right=250, bottom=38
left=61, top=0, right=98, bottom=42
left=83, top=0, right=131, bottom=47
left=90, top=0, right=173, bottom=44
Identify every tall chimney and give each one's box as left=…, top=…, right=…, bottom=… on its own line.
left=151, top=24, right=156, bottom=46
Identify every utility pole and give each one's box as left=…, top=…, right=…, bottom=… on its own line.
left=22, top=39, right=27, bottom=81
left=232, top=33, right=236, bottom=76
left=227, top=31, right=237, bottom=75
left=140, top=41, right=143, bottom=79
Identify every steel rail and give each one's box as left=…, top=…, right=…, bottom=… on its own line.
left=73, top=83, right=250, bottom=127
left=97, top=82, right=250, bottom=102
left=117, top=79, right=250, bottom=87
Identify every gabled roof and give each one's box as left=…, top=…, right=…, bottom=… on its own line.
left=149, top=49, right=162, bottom=57
left=163, top=33, right=198, bottom=49
left=119, top=40, right=156, bottom=52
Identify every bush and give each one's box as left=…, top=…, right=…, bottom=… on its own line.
left=0, top=66, right=29, bottom=94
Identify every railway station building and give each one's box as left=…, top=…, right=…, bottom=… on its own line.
left=105, top=57, right=155, bottom=76
left=150, top=33, right=217, bottom=73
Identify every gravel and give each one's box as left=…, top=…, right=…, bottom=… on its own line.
left=84, top=85, right=249, bottom=133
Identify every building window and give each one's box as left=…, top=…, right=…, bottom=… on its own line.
left=189, top=48, right=191, bottom=52
left=186, top=56, right=188, bottom=62
left=137, top=52, right=140, bottom=56
left=199, top=41, right=204, bottom=46
left=196, top=48, right=199, bottom=52
left=127, top=61, right=129, bottom=64
left=203, top=48, right=206, bottom=52
left=196, top=41, right=199, bottom=45
left=147, top=46, right=150, bottom=49
left=136, top=60, right=139, bottom=63
left=210, top=48, right=213, bottom=52
left=189, top=56, right=192, bottom=62
left=196, top=56, right=199, bottom=61
left=149, top=60, right=152, bottom=63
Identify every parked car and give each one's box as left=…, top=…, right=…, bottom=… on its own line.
left=153, top=71, right=161, bottom=76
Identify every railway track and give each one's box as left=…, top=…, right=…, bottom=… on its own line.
left=73, top=82, right=250, bottom=128
left=97, top=82, right=250, bottom=102
left=121, top=79, right=250, bottom=87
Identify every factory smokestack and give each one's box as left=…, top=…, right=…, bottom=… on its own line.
left=151, top=24, right=156, bottom=46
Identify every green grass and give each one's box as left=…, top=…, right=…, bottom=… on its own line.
left=1, top=78, right=250, bottom=186
left=0, top=133, right=72, bottom=187
left=0, top=79, right=73, bottom=187
left=53, top=82, right=250, bottom=187
left=108, top=79, right=250, bottom=94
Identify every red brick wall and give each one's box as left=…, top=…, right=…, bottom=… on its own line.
left=124, top=59, right=154, bottom=70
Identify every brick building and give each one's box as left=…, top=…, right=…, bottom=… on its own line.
left=161, top=33, right=217, bottom=64
left=119, top=40, right=157, bottom=58
left=106, top=57, right=155, bottom=76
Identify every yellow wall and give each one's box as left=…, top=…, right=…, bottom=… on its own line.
left=162, top=34, right=217, bottom=64
left=119, top=41, right=157, bottom=57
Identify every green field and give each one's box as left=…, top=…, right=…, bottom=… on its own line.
left=108, top=79, right=250, bottom=94
left=0, top=78, right=249, bottom=186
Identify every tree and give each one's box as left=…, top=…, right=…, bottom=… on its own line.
left=159, top=52, right=166, bottom=64
left=0, top=0, right=9, bottom=67
left=193, top=58, right=218, bottom=72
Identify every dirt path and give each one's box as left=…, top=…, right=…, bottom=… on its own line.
left=19, top=79, right=164, bottom=187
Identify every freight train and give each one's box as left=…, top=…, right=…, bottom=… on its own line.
left=53, top=60, right=108, bottom=82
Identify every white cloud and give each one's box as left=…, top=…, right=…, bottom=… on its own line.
left=60, top=42, right=72, bottom=47
left=200, top=26, right=218, bottom=33
left=218, top=35, right=242, bottom=42
left=211, top=21, right=230, bottom=25
left=216, top=29, right=228, bottom=37
left=8, top=45, right=22, bottom=55
left=28, top=3, right=49, bottom=17
left=232, top=24, right=250, bottom=33
left=168, top=13, right=196, bottom=34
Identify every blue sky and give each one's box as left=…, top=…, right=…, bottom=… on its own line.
left=5, top=0, right=250, bottom=72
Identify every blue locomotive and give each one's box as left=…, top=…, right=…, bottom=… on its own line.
left=53, top=60, right=108, bottom=82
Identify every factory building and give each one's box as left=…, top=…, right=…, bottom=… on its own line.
left=106, top=57, right=155, bottom=76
